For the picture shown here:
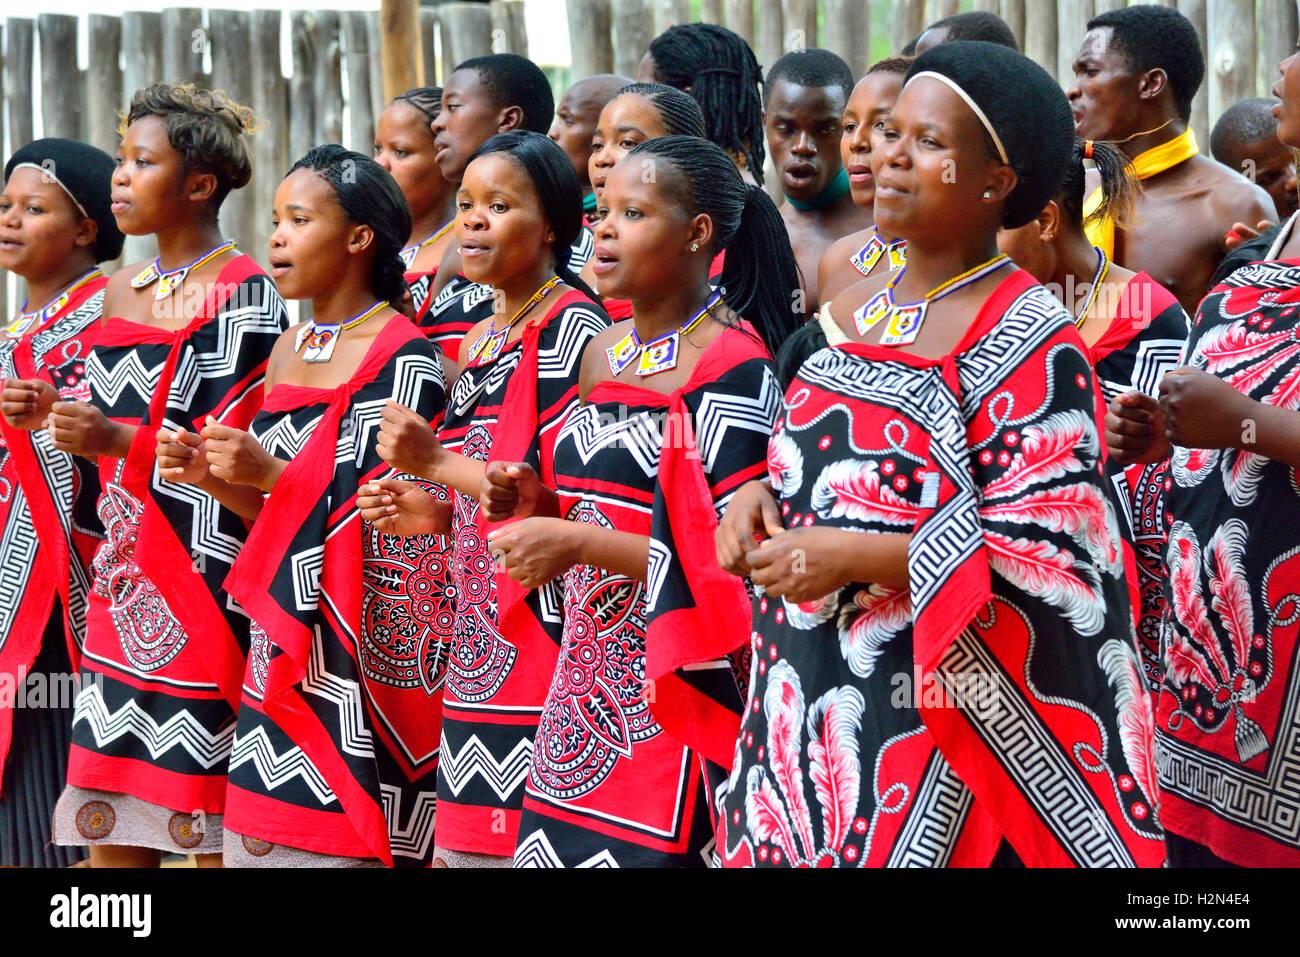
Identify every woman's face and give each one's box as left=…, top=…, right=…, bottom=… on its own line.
left=871, top=76, right=1008, bottom=242
left=590, top=157, right=703, bottom=301
left=455, top=152, right=553, bottom=288
left=841, top=72, right=904, bottom=209
left=1273, top=44, right=1300, bottom=150
left=588, top=95, right=669, bottom=201
left=0, top=165, right=94, bottom=280
left=110, top=115, right=190, bottom=235
left=268, top=168, right=368, bottom=301
left=374, top=100, right=447, bottom=225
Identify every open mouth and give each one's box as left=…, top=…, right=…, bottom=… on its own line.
left=459, top=238, right=489, bottom=257
left=847, top=163, right=873, bottom=185
left=592, top=244, right=618, bottom=275
left=268, top=257, right=292, bottom=277
left=784, top=163, right=817, bottom=187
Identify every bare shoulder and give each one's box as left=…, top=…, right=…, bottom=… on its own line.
left=1202, top=160, right=1276, bottom=223
left=578, top=319, right=631, bottom=398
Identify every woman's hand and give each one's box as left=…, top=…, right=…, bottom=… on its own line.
left=486, top=517, right=579, bottom=590
left=376, top=400, right=443, bottom=480
left=201, top=416, right=283, bottom=491
left=1224, top=218, right=1274, bottom=251
left=715, top=480, right=784, bottom=576
left=1, top=377, right=59, bottom=430
left=745, top=526, right=851, bottom=603
left=358, top=478, right=452, bottom=536
left=1105, top=390, right=1171, bottom=466
left=481, top=461, right=543, bottom=522
left=156, top=426, right=209, bottom=484
left=46, top=400, right=127, bottom=457
left=1158, top=368, right=1252, bottom=451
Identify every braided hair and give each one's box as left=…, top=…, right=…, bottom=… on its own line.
left=1059, top=138, right=1138, bottom=232
left=392, top=86, right=443, bottom=130
left=646, top=24, right=766, bottom=184
left=612, top=82, right=706, bottom=138
left=626, top=135, right=799, bottom=355
left=289, top=144, right=412, bottom=308
left=465, top=131, right=600, bottom=301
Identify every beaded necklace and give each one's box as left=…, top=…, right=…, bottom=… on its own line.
left=1074, top=247, right=1110, bottom=330
left=849, top=229, right=907, bottom=277
left=295, top=300, right=387, bottom=363
left=854, top=253, right=1010, bottom=346
left=463, top=276, right=563, bottom=365
left=605, top=292, right=721, bottom=377
left=130, top=239, right=236, bottom=300
left=399, top=220, right=454, bottom=269
left=6, top=267, right=104, bottom=339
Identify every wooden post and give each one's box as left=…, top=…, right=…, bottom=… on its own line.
left=290, top=12, right=317, bottom=165
left=311, top=13, right=344, bottom=147
left=1258, top=1, right=1298, bottom=100
left=6, top=18, right=35, bottom=149
left=922, top=0, right=959, bottom=26
left=611, top=0, right=655, bottom=79
left=420, top=7, right=439, bottom=86
left=491, top=1, right=530, bottom=57
left=823, top=0, right=868, bottom=77
left=440, top=3, right=495, bottom=78
left=380, top=0, right=423, bottom=102
left=725, top=0, right=754, bottom=47
left=891, top=0, right=924, bottom=55
left=1022, top=0, right=1055, bottom=77
left=367, top=12, right=386, bottom=123
left=86, top=15, right=123, bottom=155
left=344, top=12, right=378, bottom=151
left=1178, top=0, right=1209, bottom=148
left=971, top=0, right=998, bottom=12
left=654, top=0, right=692, bottom=34
left=701, top=0, right=723, bottom=25
left=209, top=10, right=255, bottom=255
left=120, top=12, right=163, bottom=265
left=757, top=0, right=784, bottom=73
left=39, top=15, right=81, bottom=140
left=1001, top=0, right=1026, bottom=51
left=781, top=0, right=818, bottom=51
left=1207, top=0, right=1255, bottom=126
left=566, top=0, right=616, bottom=79
left=250, top=8, right=288, bottom=268
left=1055, top=1, right=1092, bottom=88
left=162, top=8, right=206, bottom=87
left=1092, top=0, right=1124, bottom=12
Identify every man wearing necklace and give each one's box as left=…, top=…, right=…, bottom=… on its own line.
left=765, top=49, right=873, bottom=318
left=1069, top=4, right=1274, bottom=317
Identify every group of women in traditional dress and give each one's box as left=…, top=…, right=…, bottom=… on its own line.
left=1, top=15, right=1299, bottom=869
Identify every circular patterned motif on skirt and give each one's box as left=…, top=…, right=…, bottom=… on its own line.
left=75, top=801, right=116, bottom=839
left=168, top=812, right=204, bottom=849
left=242, top=835, right=275, bottom=857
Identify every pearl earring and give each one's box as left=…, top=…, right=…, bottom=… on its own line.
left=691, top=242, right=699, bottom=251
left=982, top=190, right=994, bottom=199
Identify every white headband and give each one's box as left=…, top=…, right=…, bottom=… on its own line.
left=10, top=161, right=92, bottom=219
left=905, top=71, right=1011, bottom=166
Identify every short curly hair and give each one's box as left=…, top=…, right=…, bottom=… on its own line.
left=1088, top=5, right=1204, bottom=123
left=121, top=82, right=257, bottom=206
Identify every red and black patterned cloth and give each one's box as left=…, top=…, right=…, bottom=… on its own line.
left=1157, top=221, right=1300, bottom=866
left=720, top=271, right=1166, bottom=867
left=223, top=316, right=446, bottom=866
left=67, top=256, right=289, bottom=816
left=433, top=288, right=609, bottom=856
left=513, top=322, right=776, bottom=867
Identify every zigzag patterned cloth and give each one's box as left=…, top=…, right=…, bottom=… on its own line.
left=0, top=277, right=107, bottom=795
left=64, top=256, right=289, bottom=819
left=222, top=317, right=446, bottom=867
left=514, top=323, right=775, bottom=868
left=719, top=270, right=1166, bottom=868
left=1156, top=217, right=1300, bottom=866
left=435, top=288, right=609, bottom=857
